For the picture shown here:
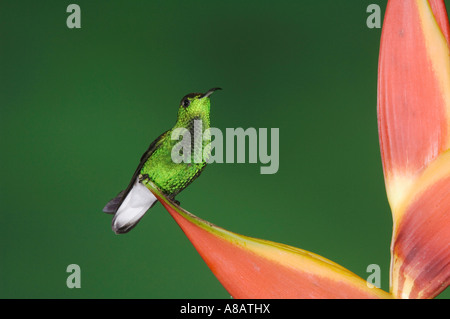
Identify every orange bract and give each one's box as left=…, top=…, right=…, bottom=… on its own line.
left=378, top=0, right=450, bottom=298
left=147, top=181, right=391, bottom=299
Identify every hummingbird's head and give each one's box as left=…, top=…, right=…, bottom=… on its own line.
left=176, top=88, right=221, bottom=125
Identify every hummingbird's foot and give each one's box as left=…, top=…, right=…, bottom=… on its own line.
left=138, top=174, right=151, bottom=184
left=167, top=195, right=180, bottom=206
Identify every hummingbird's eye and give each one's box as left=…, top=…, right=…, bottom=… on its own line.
left=182, top=99, right=190, bottom=108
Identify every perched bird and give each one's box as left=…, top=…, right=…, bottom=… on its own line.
left=103, top=88, right=221, bottom=234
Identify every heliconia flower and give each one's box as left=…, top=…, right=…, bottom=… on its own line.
left=378, top=0, right=450, bottom=298
left=146, top=181, right=392, bottom=299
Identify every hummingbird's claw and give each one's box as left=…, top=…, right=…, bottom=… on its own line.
left=167, top=195, right=180, bottom=206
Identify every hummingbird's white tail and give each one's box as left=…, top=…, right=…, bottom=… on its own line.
left=110, top=178, right=157, bottom=234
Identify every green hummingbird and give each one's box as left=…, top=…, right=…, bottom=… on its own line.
left=103, top=87, right=221, bottom=234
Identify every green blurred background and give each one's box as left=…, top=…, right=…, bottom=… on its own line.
left=1, top=0, right=448, bottom=299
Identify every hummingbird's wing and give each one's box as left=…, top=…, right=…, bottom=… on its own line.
left=103, top=131, right=168, bottom=233
left=103, top=131, right=168, bottom=214
left=102, top=190, right=126, bottom=214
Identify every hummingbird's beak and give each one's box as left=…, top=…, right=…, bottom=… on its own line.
left=201, top=87, right=222, bottom=99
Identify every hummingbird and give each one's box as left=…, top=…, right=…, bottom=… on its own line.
left=103, top=87, right=221, bottom=234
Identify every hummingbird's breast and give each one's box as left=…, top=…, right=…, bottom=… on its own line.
left=140, top=116, right=210, bottom=196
